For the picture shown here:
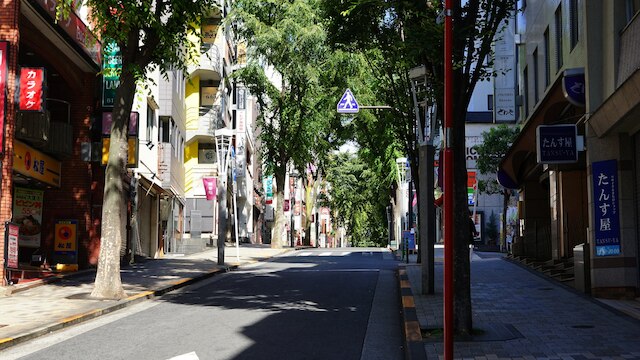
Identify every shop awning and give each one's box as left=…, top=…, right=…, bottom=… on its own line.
left=499, top=76, right=576, bottom=188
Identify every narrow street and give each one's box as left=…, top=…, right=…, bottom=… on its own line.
left=2, top=248, right=403, bottom=360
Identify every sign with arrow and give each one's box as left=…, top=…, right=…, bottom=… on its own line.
left=337, top=88, right=359, bottom=113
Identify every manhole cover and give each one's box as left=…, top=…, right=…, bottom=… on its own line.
left=571, top=325, right=594, bottom=329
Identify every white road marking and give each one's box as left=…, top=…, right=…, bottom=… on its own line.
left=167, top=352, right=200, bottom=360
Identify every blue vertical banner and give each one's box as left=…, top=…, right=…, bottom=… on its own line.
left=592, top=159, right=621, bottom=256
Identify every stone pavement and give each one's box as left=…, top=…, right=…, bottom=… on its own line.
left=0, top=244, right=290, bottom=351
left=405, top=248, right=640, bottom=359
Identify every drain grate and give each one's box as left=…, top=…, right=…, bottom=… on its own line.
left=571, top=325, right=594, bottom=329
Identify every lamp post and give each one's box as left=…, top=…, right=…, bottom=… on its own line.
left=215, top=128, right=233, bottom=266
left=289, top=171, right=298, bottom=247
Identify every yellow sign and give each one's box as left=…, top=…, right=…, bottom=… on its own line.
left=54, top=220, right=77, bottom=254
left=13, top=141, right=62, bottom=187
left=101, top=137, right=138, bottom=167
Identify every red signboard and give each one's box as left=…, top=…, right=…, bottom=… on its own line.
left=6, top=223, right=19, bottom=269
left=19, top=67, right=45, bottom=111
left=0, top=41, right=7, bottom=153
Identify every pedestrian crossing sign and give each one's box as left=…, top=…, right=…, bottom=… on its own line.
left=337, top=88, right=359, bottom=113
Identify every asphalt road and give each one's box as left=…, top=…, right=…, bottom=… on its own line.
left=9, top=248, right=403, bottom=360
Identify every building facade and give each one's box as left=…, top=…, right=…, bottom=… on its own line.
left=1, top=0, right=103, bottom=284
left=501, top=0, right=640, bottom=298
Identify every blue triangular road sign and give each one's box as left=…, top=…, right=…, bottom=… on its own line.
left=337, top=88, right=359, bottom=113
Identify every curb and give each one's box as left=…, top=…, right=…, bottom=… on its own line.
left=397, top=264, right=427, bottom=360
left=0, top=264, right=241, bottom=351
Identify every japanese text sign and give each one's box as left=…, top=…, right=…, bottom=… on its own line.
left=13, top=141, right=62, bottom=187
left=54, top=220, right=78, bottom=255
left=592, top=159, right=621, bottom=256
left=0, top=42, right=8, bottom=154
left=203, top=177, right=217, bottom=200
left=536, top=124, right=578, bottom=164
left=19, top=67, right=45, bottom=112
left=6, top=223, right=19, bottom=269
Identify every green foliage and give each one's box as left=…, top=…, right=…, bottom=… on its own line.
left=323, top=152, right=391, bottom=247
left=57, top=0, right=217, bottom=85
left=229, top=0, right=350, bottom=177
left=474, top=124, right=520, bottom=194
left=485, top=211, right=499, bottom=243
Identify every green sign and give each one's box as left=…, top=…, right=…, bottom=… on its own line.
left=102, top=41, right=121, bottom=107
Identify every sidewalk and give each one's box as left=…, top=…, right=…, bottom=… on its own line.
left=405, top=249, right=640, bottom=359
left=0, top=244, right=291, bottom=351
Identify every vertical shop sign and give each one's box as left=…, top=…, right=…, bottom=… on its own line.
left=54, top=220, right=78, bottom=256
left=19, top=67, right=45, bottom=112
left=0, top=42, right=8, bottom=153
left=5, top=223, right=19, bottom=269
left=592, top=159, right=621, bottom=256
left=102, top=41, right=122, bottom=107
left=13, top=187, right=44, bottom=248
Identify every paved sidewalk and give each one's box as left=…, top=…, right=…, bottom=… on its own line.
left=405, top=250, right=640, bottom=359
left=0, top=244, right=290, bottom=351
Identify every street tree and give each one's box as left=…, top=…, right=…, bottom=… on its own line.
left=322, top=152, right=392, bottom=246
left=228, top=0, right=349, bottom=248
left=57, top=0, right=218, bottom=299
left=474, top=124, right=520, bottom=250
left=322, top=0, right=516, bottom=335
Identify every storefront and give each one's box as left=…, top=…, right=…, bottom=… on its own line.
left=1, top=0, right=101, bottom=284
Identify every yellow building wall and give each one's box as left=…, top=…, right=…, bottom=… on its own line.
left=185, top=141, right=200, bottom=194
left=186, top=76, right=200, bottom=131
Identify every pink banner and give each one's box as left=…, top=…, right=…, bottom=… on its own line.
left=203, top=177, right=217, bottom=200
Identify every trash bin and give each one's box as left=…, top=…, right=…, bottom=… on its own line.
left=573, top=243, right=591, bottom=294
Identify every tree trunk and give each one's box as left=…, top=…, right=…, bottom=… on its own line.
left=91, top=69, right=137, bottom=300
left=418, top=144, right=435, bottom=294
left=271, top=171, right=286, bottom=248
left=501, top=188, right=511, bottom=252
left=453, top=101, right=473, bottom=335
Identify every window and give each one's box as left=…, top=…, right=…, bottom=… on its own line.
left=533, top=48, right=539, bottom=104
left=487, top=94, right=494, bottom=111
left=198, top=143, right=216, bottom=164
left=146, top=103, right=155, bottom=144
left=160, top=117, right=170, bottom=143
left=570, top=0, right=579, bottom=50
left=555, top=5, right=563, bottom=71
left=543, top=28, right=550, bottom=87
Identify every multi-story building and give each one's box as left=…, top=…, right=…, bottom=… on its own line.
left=500, top=0, right=640, bottom=298
left=183, top=2, right=259, bottom=249
left=1, top=0, right=104, bottom=284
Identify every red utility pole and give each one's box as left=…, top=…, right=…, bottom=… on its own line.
left=443, top=0, right=454, bottom=359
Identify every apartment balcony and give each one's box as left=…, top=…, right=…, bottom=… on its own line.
left=186, top=105, right=225, bottom=142
left=157, top=142, right=185, bottom=193
left=188, top=44, right=222, bottom=81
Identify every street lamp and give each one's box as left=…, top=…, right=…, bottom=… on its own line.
left=215, top=128, right=233, bottom=266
